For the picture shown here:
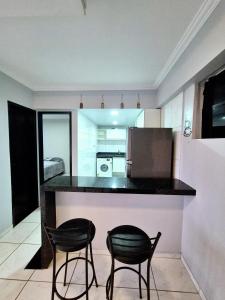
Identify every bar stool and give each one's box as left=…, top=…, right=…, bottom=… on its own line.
left=106, top=225, right=161, bottom=300
left=45, top=218, right=98, bottom=300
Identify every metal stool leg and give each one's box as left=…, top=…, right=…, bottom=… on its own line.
left=109, top=259, right=115, bottom=300
left=85, top=246, right=89, bottom=300
left=90, top=242, right=98, bottom=287
left=51, top=248, right=56, bottom=300
left=63, top=252, right=69, bottom=286
left=147, top=260, right=151, bottom=300
left=139, top=263, right=142, bottom=299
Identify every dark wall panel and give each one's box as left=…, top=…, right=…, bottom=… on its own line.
left=8, top=101, right=38, bottom=226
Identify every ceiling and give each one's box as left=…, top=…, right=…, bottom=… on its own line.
left=0, top=0, right=214, bottom=91
left=80, top=109, right=142, bottom=126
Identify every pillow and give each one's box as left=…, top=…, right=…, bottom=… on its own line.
left=50, top=157, right=63, bottom=162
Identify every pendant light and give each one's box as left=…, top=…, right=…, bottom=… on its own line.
left=137, top=93, right=141, bottom=108
left=79, top=94, right=84, bottom=109
left=81, top=0, right=87, bottom=15
left=101, top=95, right=105, bottom=109
left=120, top=93, right=124, bottom=109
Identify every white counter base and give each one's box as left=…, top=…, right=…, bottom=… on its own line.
left=56, top=192, right=185, bottom=253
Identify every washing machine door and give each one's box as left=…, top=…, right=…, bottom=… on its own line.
left=97, top=158, right=112, bottom=177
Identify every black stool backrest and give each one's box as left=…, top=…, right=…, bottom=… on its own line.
left=107, top=225, right=161, bottom=263
left=45, top=221, right=92, bottom=251
left=149, top=231, right=161, bottom=256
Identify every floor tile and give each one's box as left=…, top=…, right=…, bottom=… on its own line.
left=0, top=222, right=39, bottom=244
left=66, top=285, right=158, bottom=300
left=0, top=244, right=39, bottom=280
left=152, top=258, right=197, bottom=293
left=81, top=249, right=109, bottom=255
left=30, top=252, right=78, bottom=283
left=23, top=225, right=41, bottom=245
left=159, top=291, right=201, bottom=300
left=71, top=254, right=156, bottom=289
left=113, top=287, right=158, bottom=300
left=0, top=279, right=26, bottom=300
left=0, top=243, right=19, bottom=265
left=66, top=284, right=103, bottom=299
left=70, top=253, right=111, bottom=286
left=22, top=208, right=41, bottom=223
left=115, top=259, right=156, bottom=290
left=17, top=281, right=67, bottom=300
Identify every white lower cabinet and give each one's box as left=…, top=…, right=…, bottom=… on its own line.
left=112, top=157, right=126, bottom=173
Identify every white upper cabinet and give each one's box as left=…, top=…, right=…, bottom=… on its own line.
left=135, top=109, right=161, bottom=128
left=106, top=128, right=126, bottom=140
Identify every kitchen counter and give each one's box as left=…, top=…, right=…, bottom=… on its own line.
left=43, top=175, right=196, bottom=196
left=28, top=176, right=195, bottom=269
left=96, top=152, right=126, bottom=158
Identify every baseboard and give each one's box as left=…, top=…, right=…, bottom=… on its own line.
left=199, top=290, right=207, bottom=300
left=154, top=252, right=181, bottom=259
left=181, top=255, right=207, bottom=300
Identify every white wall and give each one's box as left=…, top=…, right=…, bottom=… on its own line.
left=33, top=90, right=157, bottom=110
left=161, top=93, right=183, bottom=178
left=33, top=90, right=157, bottom=176
left=180, top=84, right=225, bottom=300
left=0, top=71, right=33, bottom=233
left=135, top=110, right=144, bottom=127
left=77, top=111, right=97, bottom=176
left=97, top=140, right=126, bottom=153
left=56, top=192, right=184, bottom=254
left=157, top=2, right=225, bottom=297
left=157, top=0, right=225, bottom=107
left=43, top=117, right=70, bottom=174
left=135, top=109, right=161, bottom=128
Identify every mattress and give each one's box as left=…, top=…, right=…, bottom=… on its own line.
left=44, top=159, right=65, bottom=181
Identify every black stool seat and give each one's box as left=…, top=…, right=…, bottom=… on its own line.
left=106, top=225, right=161, bottom=300
left=45, top=218, right=98, bottom=300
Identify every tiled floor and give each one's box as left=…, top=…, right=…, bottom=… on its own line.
left=0, top=209, right=201, bottom=300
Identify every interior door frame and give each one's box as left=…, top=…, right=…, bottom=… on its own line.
left=38, top=111, right=72, bottom=185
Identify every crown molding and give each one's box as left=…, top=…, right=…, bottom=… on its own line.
left=154, top=0, right=222, bottom=88
left=31, top=84, right=156, bottom=92
left=0, top=64, right=34, bottom=90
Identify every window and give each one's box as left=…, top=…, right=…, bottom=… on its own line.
left=202, top=69, right=225, bottom=138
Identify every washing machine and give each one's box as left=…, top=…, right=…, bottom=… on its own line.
left=97, top=158, right=113, bottom=177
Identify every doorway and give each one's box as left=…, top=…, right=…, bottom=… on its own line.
left=77, top=109, right=143, bottom=178
left=8, top=101, right=39, bottom=226
left=38, top=112, right=72, bottom=185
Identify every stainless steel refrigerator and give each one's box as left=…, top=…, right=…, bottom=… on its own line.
left=126, top=128, right=173, bottom=178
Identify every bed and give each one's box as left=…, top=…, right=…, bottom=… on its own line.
left=44, top=157, right=65, bottom=181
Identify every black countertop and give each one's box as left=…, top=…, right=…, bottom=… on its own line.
left=43, top=176, right=196, bottom=196
left=96, top=152, right=126, bottom=158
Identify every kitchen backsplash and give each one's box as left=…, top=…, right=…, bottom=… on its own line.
left=97, top=140, right=126, bottom=153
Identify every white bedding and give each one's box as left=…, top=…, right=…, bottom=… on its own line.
left=44, top=160, right=65, bottom=181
